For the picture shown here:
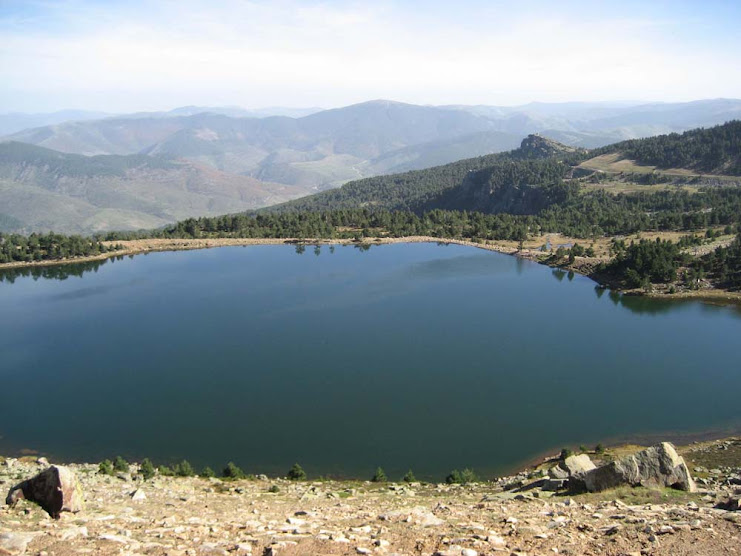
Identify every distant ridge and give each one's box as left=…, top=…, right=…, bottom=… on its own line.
left=0, top=142, right=309, bottom=234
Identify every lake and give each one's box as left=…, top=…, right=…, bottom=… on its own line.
left=1, top=243, right=740, bottom=481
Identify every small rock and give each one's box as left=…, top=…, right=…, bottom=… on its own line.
left=131, top=489, right=147, bottom=501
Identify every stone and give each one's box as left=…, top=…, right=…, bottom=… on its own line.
left=574, top=443, right=695, bottom=493
left=0, top=532, right=38, bottom=555
left=550, top=454, right=596, bottom=479
left=716, top=495, right=741, bottom=511
left=5, top=466, right=84, bottom=518
left=542, top=478, right=568, bottom=491
left=131, top=489, right=147, bottom=501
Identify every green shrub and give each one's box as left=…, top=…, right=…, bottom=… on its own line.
left=402, top=469, right=417, bottom=483
left=139, top=458, right=156, bottom=480
left=268, top=484, right=280, bottom=493
left=595, top=443, right=605, bottom=454
left=445, top=468, right=478, bottom=484
left=113, top=456, right=130, bottom=473
left=287, top=463, right=307, bottom=481
left=222, top=462, right=246, bottom=480
left=200, top=466, right=215, bottom=478
left=98, top=459, right=114, bottom=475
left=174, top=460, right=195, bottom=477
left=559, top=448, right=573, bottom=461
left=159, top=465, right=174, bottom=476
left=371, top=467, right=387, bottom=483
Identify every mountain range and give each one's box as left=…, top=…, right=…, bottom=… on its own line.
left=1, top=99, right=740, bottom=234
left=5, top=99, right=740, bottom=192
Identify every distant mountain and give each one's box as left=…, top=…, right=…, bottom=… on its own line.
left=4, top=99, right=741, bottom=194
left=0, top=110, right=113, bottom=136
left=123, top=105, right=324, bottom=119
left=0, top=142, right=308, bottom=234
left=6, top=100, right=502, bottom=189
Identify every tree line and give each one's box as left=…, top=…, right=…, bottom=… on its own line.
left=0, top=232, right=120, bottom=264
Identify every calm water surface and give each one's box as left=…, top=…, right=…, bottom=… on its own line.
left=1, top=243, right=740, bottom=480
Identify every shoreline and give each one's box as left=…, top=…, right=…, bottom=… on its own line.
left=2, top=235, right=739, bottom=304
left=3, top=426, right=740, bottom=481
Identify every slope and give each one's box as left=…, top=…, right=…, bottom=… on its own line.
left=0, top=142, right=309, bottom=234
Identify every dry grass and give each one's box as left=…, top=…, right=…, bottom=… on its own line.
left=578, top=153, right=738, bottom=181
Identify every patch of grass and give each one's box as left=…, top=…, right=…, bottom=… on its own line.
left=573, top=485, right=701, bottom=506
left=681, top=439, right=741, bottom=470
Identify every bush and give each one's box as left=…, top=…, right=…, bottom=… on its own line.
left=559, top=448, right=573, bottom=461
left=222, top=462, right=246, bottom=480
left=98, top=459, right=114, bottom=475
left=268, top=485, right=280, bottom=493
left=371, top=467, right=387, bottom=483
left=287, top=463, right=307, bottom=481
left=402, top=469, right=417, bottom=483
left=159, top=465, right=174, bottom=476
left=139, top=458, right=156, bottom=480
left=445, top=468, right=478, bottom=484
left=113, top=456, right=130, bottom=473
left=200, top=466, right=215, bottom=478
left=174, top=460, right=195, bottom=477
left=595, top=443, right=605, bottom=454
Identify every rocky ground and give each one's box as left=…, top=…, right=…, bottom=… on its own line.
left=1, top=439, right=740, bottom=556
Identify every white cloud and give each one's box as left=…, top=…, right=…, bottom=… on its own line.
left=0, top=0, right=739, bottom=111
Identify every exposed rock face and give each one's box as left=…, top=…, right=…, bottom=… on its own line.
left=517, top=134, right=580, bottom=159
left=575, top=442, right=695, bottom=493
left=6, top=465, right=84, bottom=518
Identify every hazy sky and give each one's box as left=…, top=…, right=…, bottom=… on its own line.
left=2, top=0, right=740, bottom=112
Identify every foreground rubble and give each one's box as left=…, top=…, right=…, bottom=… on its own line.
left=1, top=441, right=740, bottom=556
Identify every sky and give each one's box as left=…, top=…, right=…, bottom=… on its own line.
left=1, top=0, right=740, bottom=113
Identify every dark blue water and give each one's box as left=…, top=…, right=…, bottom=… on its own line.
left=1, top=243, right=740, bottom=480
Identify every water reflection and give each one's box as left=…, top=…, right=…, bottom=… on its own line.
left=0, top=258, right=110, bottom=283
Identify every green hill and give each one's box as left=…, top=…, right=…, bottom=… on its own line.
left=263, top=134, right=585, bottom=215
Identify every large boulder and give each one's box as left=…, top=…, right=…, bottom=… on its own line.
left=574, top=442, right=695, bottom=493
left=6, top=465, right=84, bottom=518
left=549, top=454, right=596, bottom=479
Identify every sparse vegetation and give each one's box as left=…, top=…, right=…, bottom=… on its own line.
left=222, top=462, right=246, bottom=480
left=371, top=467, right=387, bottom=483
left=113, top=456, right=130, bottom=473
left=287, top=463, right=307, bottom=481
left=98, top=459, right=114, bottom=476
left=403, top=469, right=417, bottom=483
left=200, top=466, right=216, bottom=478
left=139, top=458, right=156, bottom=481
left=445, top=468, right=478, bottom=484
left=174, top=460, right=195, bottom=477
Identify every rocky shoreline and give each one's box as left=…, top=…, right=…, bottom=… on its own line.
left=2, top=439, right=740, bottom=555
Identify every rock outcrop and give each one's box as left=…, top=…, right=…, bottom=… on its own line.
left=6, top=465, right=84, bottom=518
left=574, top=442, right=695, bottom=493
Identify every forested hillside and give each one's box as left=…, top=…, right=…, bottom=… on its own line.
left=597, top=120, right=741, bottom=175
left=265, top=135, right=584, bottom=215
left=0, top=142, right=309, bottom=234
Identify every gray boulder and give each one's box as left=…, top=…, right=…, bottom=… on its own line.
left=549, top=454, right=596, bottom=479
left=6, top=465, right=84, bottom=518
left=574, top=442, right=695, bottom=493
